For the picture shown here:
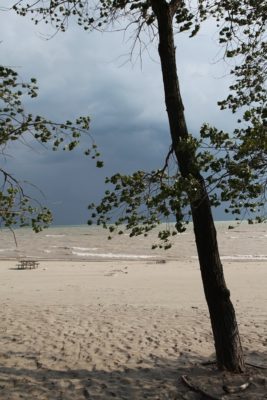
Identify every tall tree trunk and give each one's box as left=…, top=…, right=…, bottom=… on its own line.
left=151, top=0, right=245, bottom=373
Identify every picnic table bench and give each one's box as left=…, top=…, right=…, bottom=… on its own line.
left=17, top=260, right=39, bottom=270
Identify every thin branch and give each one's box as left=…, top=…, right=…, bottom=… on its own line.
left=159, top=145, right=174, bottom=176
left=8, top=226, right=18, bottom=247
left=169, top=0, right=182, bottom=17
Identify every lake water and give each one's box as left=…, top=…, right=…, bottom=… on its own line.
left=0, top=222, right=266, bottom=262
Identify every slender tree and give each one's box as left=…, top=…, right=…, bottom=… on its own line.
left=11, top=0, right=266, bottom=372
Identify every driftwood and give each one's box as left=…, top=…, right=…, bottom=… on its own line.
left=222, top=380, right=251, bottom=394
left=181, top=375, right=224, bottom=400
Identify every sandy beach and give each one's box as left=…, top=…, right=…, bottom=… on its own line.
left=0, top=224, right=266, bottom=399
left=0, top=259, right=266, bottom=399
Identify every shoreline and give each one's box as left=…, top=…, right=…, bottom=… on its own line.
left=1, top=256, right=267, bottom=262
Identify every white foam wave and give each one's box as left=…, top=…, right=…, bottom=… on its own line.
left=72, top=247, right=98, bottom=251
left=51, top=246, right=70, bottom=249
left=72, top=251, right=154, bottom=259
left=221, top=255, right=267, bottom=261
left=192, top=254, right=267, bottom=261
left=45, top=234, right=65, bottom=237
left=0, top=248, right=16, bottom=252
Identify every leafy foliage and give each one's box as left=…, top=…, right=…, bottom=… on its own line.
left=11, top=0, right=267, bottom=242
left=88, top=117, right=266, bottom=248
left=88, top=166, right=191, bottom=249
left=0, top=65, right=101, bottom=231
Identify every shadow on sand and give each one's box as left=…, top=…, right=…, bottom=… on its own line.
left=0, top=351, right=266, bottom=399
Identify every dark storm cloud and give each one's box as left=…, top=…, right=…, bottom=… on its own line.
left=1, top=11, right=236, bottom=223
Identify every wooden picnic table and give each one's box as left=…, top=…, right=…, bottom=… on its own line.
left=17, top=260, right=39, bottom=270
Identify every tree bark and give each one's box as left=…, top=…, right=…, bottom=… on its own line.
left=151, top=0, right=245, bottom=373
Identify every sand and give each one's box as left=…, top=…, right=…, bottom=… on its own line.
left=0, top=258, right=266, bottom=399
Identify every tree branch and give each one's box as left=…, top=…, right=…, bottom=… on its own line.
left=169, top=0, right=182, bottom=17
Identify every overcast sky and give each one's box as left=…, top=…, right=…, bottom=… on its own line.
left=1, top=7, right=238, bottom=225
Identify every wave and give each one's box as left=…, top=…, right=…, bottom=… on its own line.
left=51, top=246, right=70, bottom=249
left=221, top=255, right=267, bottom=261
left=72, top=247, right=98, bottom=251
left=0, top=248, right=17, bottom=252
left=192, top=254, right=267, bottom=261
left=45, top=234, right=65, bottom=237
left=71, top=251, right=154, bottom=259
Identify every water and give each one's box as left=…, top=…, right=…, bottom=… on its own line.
left=0, top=222, right=266, bottom=262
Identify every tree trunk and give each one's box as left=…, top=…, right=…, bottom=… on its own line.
left=151, top=0, right=245, bottom=373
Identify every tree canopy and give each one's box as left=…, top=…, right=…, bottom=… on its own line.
left=10, top=1, right=266, bottom=242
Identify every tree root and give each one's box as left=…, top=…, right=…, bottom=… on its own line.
left=201, top=360, right=217, bottom=366
left=201, top=360, right=266, bottom=370
left=246, top=362, right=267, bottom=370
